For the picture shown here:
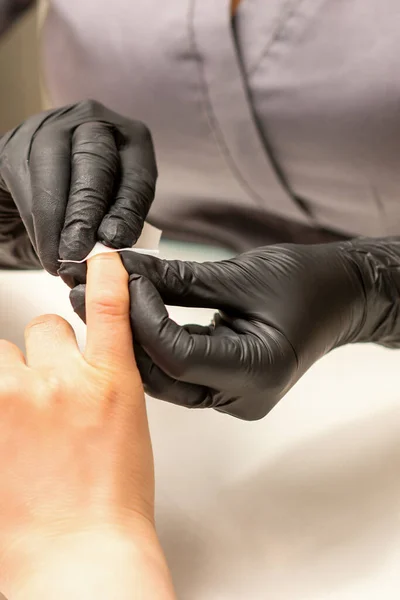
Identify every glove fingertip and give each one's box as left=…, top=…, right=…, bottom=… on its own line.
left=69, top=284, right=87, bottom=323
left=58, top=261, right=87, bottom=288
left=98, top=216, right=139, bottom=249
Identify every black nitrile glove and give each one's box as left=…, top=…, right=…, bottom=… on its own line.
left=0, top=100, right=157, bottom=272
left=69, top=238, right=400, bottom=421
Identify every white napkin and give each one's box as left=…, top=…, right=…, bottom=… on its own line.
left=58, top=222, right=162, bottom=263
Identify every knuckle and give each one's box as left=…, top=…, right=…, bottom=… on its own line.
left=26, top=375, right=68, bottom=410
left=25, top=314, right=65, bottom=334
left=30, top=127, right=57, bottom=150
left=130, top=121, right=155, bottom=155
left=90, top=292, right=127, bottom=319
left=78, top=99, right=104, bottom=118
left=74, top=120, right=112, bottom=141
left=0, top=128, right=17, bottom=161
left=42, top=374, right=66, bottom=402
left=133, top=120, right=151, bottom=140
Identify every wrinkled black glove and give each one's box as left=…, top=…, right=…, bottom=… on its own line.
left=69, top=238, right=400, bottom=421
left=0, top=100, right=157, bottom=272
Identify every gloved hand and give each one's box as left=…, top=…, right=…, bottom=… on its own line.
left=0, top=100, right=157, bottom=272
left=69, top=238, right=400, bottom=421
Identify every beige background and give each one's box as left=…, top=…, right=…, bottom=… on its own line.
left=0, top=5, right=41, bottom=132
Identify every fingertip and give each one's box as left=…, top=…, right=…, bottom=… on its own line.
left=25, top=313, right=66, bottom=331
left=58, top=234, right=96, bottom=263
left=98, top=215, right=139, bottom=248
left=24, top=314, right=80, bottom=370
left=24, top=314, right=71, bottom=340
left=24, top=313, right=75, bottom=351
left=58, top=261, right=87, bottom=288
left=40, top=253, right=60, bottom=277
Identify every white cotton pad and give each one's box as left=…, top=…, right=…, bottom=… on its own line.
left=58, top=222, right=162, bottom=263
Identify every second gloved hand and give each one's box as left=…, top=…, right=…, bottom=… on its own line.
left=70, top=240, right=390, bottom=420
left=0, top=100, right=157, bottom=272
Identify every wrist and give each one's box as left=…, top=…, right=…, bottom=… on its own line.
left=339, top=237, right=400, bottom=347
left=2, top=520, right=175, bottom=600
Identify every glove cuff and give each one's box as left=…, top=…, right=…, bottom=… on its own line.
left=339, top=237, right=400, bottom=348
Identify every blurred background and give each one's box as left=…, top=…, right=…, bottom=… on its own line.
left=0, top=2, right=41, bottom=131
left=3, top=5, right=400, bottom=599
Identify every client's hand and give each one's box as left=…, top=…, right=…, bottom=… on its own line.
left=0, top=253, right=175, bottom=600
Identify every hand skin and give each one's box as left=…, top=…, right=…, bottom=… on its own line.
left=0, top=253, right=176, bottom=600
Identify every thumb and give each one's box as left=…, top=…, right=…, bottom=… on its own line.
left=128, top=274, right=254, bottom=388
left=120, top=252, right=232, bottom=309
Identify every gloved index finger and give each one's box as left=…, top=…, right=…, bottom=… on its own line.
left=59, top=122, right=119, bottom=262
left=98, top=138, right=157, bottom=248
left=30, top=127, right=71, bottom=274
left=121, top=252, right=236, bottom=310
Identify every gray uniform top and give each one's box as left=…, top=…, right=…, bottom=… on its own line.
left=41, top=0, right=400, bottom=251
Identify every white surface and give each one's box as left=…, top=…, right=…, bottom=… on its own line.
left=2, top=241, right=400, bottom=599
